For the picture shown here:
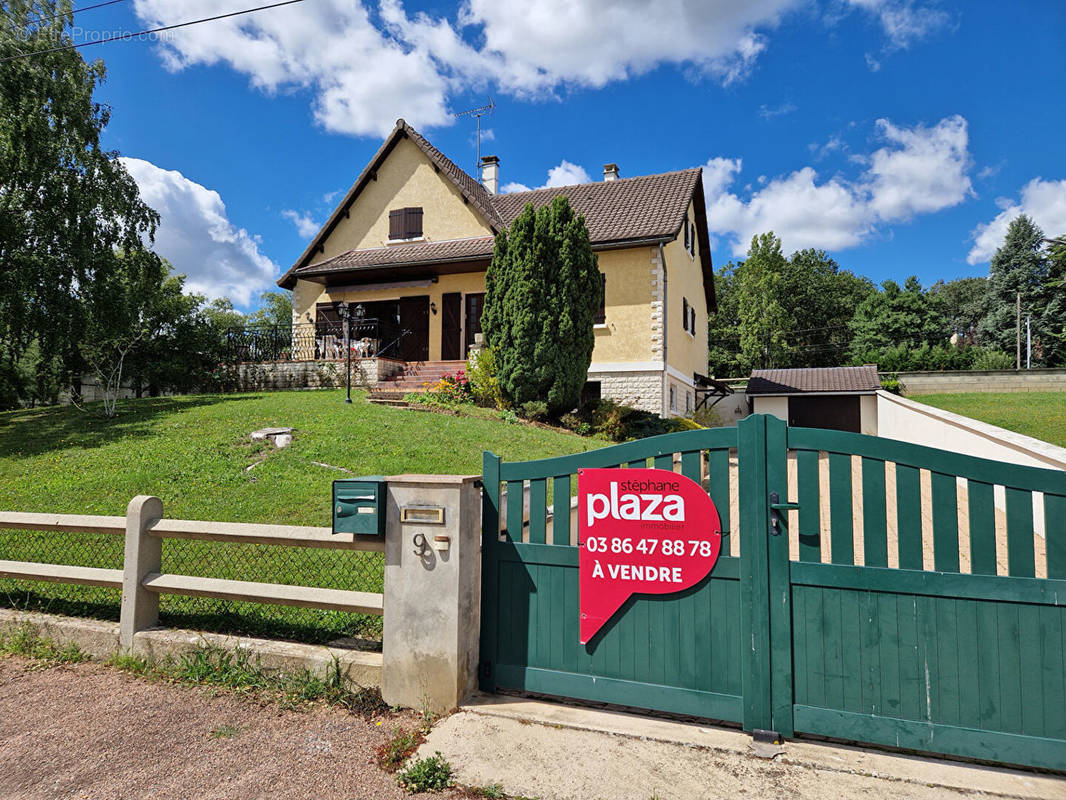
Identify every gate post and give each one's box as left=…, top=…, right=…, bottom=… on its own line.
left=764, top=415, right=795, bottom=738
left=737, top=414, right=793, bottom=737
left=381, top=474, right=483, bottom=714
left=737, top=414, right=773, bottom=733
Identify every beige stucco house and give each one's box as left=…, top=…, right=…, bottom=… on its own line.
left=277, top=119, right=715, bottom=416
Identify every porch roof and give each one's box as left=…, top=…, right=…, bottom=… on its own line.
left=293, top=236, right=495, bottom=282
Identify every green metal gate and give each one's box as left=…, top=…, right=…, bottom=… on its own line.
left=479, top=414, right=1066, bottom=770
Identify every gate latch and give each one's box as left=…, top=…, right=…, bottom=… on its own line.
left=769, top=492, right=800, bottom=535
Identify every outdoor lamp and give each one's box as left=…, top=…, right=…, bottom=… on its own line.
left=355, top=303, right=365, bottom=319
left=337, top=301, right=352, bottom=404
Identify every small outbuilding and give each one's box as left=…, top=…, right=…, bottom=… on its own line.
left=746, top=365, right=880, bottom=434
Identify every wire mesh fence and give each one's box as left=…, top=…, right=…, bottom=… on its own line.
left=0, top=528, right=384, bottom=646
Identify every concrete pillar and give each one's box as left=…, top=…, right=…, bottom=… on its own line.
left=119, top=495, right=163, bottom=650
left=381, top=474, right=482, bottom=714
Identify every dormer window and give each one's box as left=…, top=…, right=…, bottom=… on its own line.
left=389, top=207, right=423, bottom=240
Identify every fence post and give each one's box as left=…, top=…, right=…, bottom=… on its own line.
left=119, top=495, right=163, bottom=651
left=381, top=474, right=482, bottom=714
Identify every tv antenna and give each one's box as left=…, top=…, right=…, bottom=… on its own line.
left=455, top=99, right=495, bottom=177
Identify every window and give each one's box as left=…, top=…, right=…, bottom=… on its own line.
left=594, top=273, right=606, bottom=325
left=682, top=297, right=690, bottom=334
left=689, top=305, right=697, bottom=335
left=388, top=207, right=423, bottom=240
left=685, top=218, right=696, bottom=258
left=669, top=385, right=677, bottom=412
left=685, top=391, right=692, bottom=414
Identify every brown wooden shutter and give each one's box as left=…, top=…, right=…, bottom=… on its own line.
left=683, top=217, right=690, bottom=251
left=683, top=297, right=689, bottom=332
left=404, top=207, right=423, bottom=238
left=594, top=273, right=606, bottom=325
left=389, top=209, right=403, bottom=240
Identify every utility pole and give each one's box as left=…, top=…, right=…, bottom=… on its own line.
left=1026, top=315, right=1032, bottom=370
left=1016, top=292, right=1021, bottom=370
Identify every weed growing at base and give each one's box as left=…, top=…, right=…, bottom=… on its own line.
left=107, top=643, right=389, bottom=716
left=0, top=623, right=89, bottom=667
left=397, top=751, right=452, bottom=793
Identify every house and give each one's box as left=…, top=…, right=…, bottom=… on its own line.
left=746, top=365, right=880, bottom=434
left=277, top=119, right=715, bottom=416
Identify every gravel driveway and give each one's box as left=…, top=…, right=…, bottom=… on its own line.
left=0, top=657, right=429, bottom=800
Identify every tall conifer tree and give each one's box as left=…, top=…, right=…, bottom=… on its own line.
left=482, top=196, right=601, bottom=414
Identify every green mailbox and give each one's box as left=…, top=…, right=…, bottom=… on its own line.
left=332, top=477, right=387, bottom=536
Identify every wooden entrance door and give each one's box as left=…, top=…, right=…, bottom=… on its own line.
left=399, top=296, right=430, bottom=361
left=441, top=293, right=463, bottom=361
left=464, top=293, right=486, bottom=356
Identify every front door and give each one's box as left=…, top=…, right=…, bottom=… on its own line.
left=399, top=296, right=430, bottom=362
left=441, top=293, right=463, bottom=361
left=464, top=293, right=485, bottom=356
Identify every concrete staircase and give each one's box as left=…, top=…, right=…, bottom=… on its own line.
left=367, top=360, right=468, bottom=405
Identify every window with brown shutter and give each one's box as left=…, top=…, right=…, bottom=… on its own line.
left=388, top=207, right=423, bottom=240
left=594, top=273, right=606, bottom=325
left=682, top=297, right=689, bottom=333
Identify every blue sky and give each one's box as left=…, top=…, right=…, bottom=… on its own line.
left=72, top=0, right=1066, bottom=309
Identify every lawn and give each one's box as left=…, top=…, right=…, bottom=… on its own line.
left=0, top=390, right=597, bottom=642
left=914, top=391, right=1066, bottom=449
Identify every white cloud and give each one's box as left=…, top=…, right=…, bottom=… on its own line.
left=967, top=178, right=1066, bottom=264
left=501, top=159, right=592, bottom=193
left=133, top=0, right=452, bottom=137
left=704, top=115, right=974, bottom=256
left=120, top=157, right=277, bottom=307
left=845, top=0, right=951, bottom=49
left=758, top=101, right=797, bottom=120
left=282, top=209, right=321, bottom=239
left=866, top=115, right=972, bottom=221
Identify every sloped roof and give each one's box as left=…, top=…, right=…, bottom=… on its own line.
left=747, top=366, right=881, bottom=395
left=297, top=236, right=496, bottom=279
left=278, top=121, right=714, bottom=307
left=494, top=169, right=701, bottom=244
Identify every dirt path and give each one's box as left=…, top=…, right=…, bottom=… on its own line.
left=0, top=657, right=421, bottom=800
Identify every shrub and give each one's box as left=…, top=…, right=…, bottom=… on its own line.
left=568, top=399, right=704, bottom=442
left=397, top=751, right=452, bottom=793
left=880, top=374, right=901, bottom=394
left=467, top=347, right=507, bottom=409
left=518, top=400, right=549, bottom=422
left=971, top=347, right=1016, bottom=370
left=691, top=405, right=725, bottom=428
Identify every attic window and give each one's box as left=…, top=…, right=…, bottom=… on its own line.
left=684, top=217, right=695, bottom=258
left=389, top=207, right=423, bottom=240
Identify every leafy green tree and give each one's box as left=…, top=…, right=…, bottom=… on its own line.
left=931, top=277, right=988, bottom=342
left=1041, top=236, right=1066, bottom=365
left=780, top=249, right=874, bottom=367
left=978, top=215, right=1046, bottom=364
left=1, top=1, right=161, bottom=406
left=245, top=290, right=294, bottom=327
left=736, top=233, right=794, bottom=370
left=482, top=196, right=601, bottom=415
left=706, top=264, right=742, bottom=375
left=848, top=277, right=956, bottom=369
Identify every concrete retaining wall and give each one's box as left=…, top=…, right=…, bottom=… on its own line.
left=894, top=368, right=1066, bottom=395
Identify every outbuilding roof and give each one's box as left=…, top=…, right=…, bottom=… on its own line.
left=747, top=366, right=881, bottom=395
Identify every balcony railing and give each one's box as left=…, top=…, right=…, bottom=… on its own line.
left=223, top=319, right=407, bottom=363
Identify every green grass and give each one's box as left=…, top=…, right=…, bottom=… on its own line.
left=0, top=622, right=90, bottom=667
left=914, top=391, right=1066, bottom=448
left=107, top=643, right=392, bottom=715
left=0, top=390, right=596, bottom=640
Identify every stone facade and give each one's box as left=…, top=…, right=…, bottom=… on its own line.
left=590, top=370, right=663, bottom=414
left=233, top=358, right=404, bottom=392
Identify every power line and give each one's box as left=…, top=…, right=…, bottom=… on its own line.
left=1, top=0, right=311, bottom=64
left=23, top=0, right=130, bottom=28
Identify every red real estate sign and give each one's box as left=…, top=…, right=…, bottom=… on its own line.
left=578, top=467, right=722, bottom=644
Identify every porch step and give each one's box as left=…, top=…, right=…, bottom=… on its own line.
left=371, top=360, right=468, bottom=396
left=367, top=398, right=409, bottom=408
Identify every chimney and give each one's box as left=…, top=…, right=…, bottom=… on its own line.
left=480, top=155, right=499, bottom=194
left=603, top=163, right=620, bottom=181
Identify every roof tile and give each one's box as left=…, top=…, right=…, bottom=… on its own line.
left=747, top=366, right=881, bottom=395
